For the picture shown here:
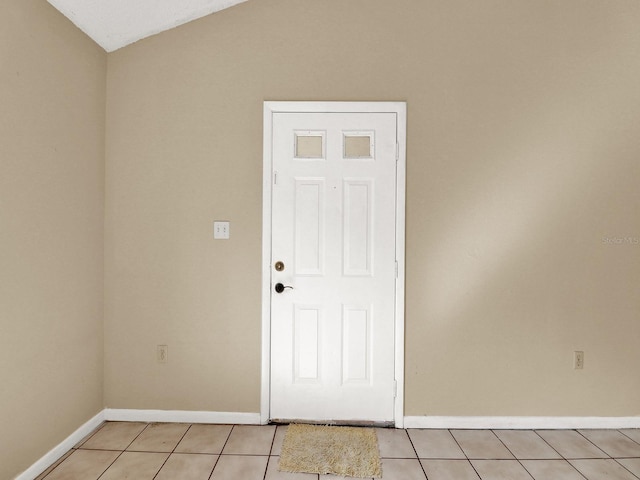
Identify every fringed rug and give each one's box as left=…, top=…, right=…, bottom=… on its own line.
left=278, top=424, right=382, bottom=478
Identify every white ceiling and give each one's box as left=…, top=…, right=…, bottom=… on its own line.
left=47, top=0, right=249, bottom=52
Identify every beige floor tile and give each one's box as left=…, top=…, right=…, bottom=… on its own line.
left=270, top=425, right=288, bottom=456
left=620, top=429, right=640, bottom=444
left=521, top=460, right=585, bottom=479
left=471, top=460, right=532, bottom=480
left=73, top=424, right=106, bottom=448
left=578, top=430, right=640, bottom=458
left=175, top=424, right=232, bottom=454
left=265, top=456, right=318, bottom=479
left=536, top=430, right=607, bottom=459
left=222, top=425, right=276, bottom=455
left=35, top=450, right=75, bottom=480
left=494, top=430, right=561, bottom=459
left=570, top=459, right=639, bottom=480
left=80, top=422, right=147, bottom=450
left=127, top=423, right=190, bottom=452
left=617, top=458, right=640, bottom=476
left=210, top=455, right=269, bottom=480
left=100, top=452, right=169, bottom=480
left=451, top=430, right=514, bottom=460
left=379, top=458, right=427, bottom=480
left=408, top=429, right=466, bottom=459
left=42, top=450, right=120, bottom=480
left=420, top=459, right=480, bottom=480
left=154, top=453, right=218, bottom=480
left=376, top=427, right=416, bottom=458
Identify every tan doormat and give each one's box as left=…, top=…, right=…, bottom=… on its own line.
left=278, top=424, right=382, bottom=478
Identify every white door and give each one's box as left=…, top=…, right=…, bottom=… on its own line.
left=269, top=109, right=399, bottom=423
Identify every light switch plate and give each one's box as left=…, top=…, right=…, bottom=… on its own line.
left=214, top=221, right=230, bottom=239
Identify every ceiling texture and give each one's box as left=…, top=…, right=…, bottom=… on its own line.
left=47, top=0, right=249, bottom=52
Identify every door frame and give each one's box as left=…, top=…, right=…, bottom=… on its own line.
left=260, top=101, right=406, bottom=427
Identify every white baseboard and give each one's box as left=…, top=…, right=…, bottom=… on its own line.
left=103, top=409, right=262, bottom=424
left=404, top=416, right=640, bottom=429
left=16, top=410, right=105, bottom=480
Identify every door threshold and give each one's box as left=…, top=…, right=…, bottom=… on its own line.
left=269, top=419, right=395, bottom=428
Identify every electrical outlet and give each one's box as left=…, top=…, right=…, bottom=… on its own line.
left=213, top=221, right=230, bottom=239
left=574, top=351, right=584, bottom=370
left=157, top=345, right=168, bottom=364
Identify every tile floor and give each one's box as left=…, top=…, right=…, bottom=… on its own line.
left=36, top=422, right=640, bottom=479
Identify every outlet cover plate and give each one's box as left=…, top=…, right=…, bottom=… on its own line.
left=574, top=351, right=584, bottom=370
left=214, top=221, right=230, bottom=239
left=157, top=345, right=168, bottom=363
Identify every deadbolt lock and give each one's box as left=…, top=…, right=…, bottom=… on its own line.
left=274, top=261, right=285, bottom=272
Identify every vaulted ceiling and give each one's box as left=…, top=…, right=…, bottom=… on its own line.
left=47, top=0, right=249, bottom=52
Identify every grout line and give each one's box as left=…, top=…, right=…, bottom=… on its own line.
left=73, top=448, right=127, bottom=452
left=532, top=430, right=565, bottom=459
left=490, top=430, right=535, bottom=480
left=449, top=430, right=472, bottom=460
left=42, top=423, right=122, bottom=480
left=219, top=424, right=235, bottom=455
left=448, top=430, right=483, bottom=479
left=206, top=423, right=235, bottom=479
left=403, top=429, right=430, bottom=480
left=613, top=429, right=640, bottom=480
left=125, top=422, right=152, bottom=451
left=151, top=423, right=193, bottom=480
left=95, top=450, right=126, bottom=480
left=575, top=429, right=613, bottom=458
left=619, top=430, right=640, bottom=448
left=206, top=454, right=223, bottom=479
left=532, top=430, right=589, bottom=480
left=95, top=422, right=157, bottom=480
left=262, top=423, right=280, bottom=480
left=75, top=421, right=107, bottom=449
left=33, top=450, right=75, bottom=480
left=268, top=424, right=281, bottom=456
left=214, top=453, right=273, bottom=457
left=261, top=452, right=270, bottom=480
left=488, top=429, right=517, bottom=460
left=613, top=458, right=640, bottom=480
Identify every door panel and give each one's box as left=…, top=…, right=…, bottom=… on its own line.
left=294, top=178, right=325, bottom=275
left=270, top=112, right=397, bottom=423
left=294, top=305, right=321, bottom=382
left=343, top=179, right=373, bottom=276
left=342, top=304, right=371, bottom=384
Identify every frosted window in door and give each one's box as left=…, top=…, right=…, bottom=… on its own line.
left=295, top=179, right=325, bottom=275
left=343, top=180, right=373, bottom=276
left=295, top=133, right=324, bottom=158
left=344, top=133, right=373, bottom=158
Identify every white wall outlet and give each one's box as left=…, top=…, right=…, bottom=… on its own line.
left=157, top=345, right=168, bottom=363
left=214, top=221, right=230, bottom=239
left=574, top=351, right=584, bottom=370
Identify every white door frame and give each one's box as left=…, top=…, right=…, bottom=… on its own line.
left=261, top=101, right=406, bottom=427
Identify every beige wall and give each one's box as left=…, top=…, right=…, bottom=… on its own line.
left=0, top=1, right=106, bottom=478
left=105, top=0, right=640, bottom=417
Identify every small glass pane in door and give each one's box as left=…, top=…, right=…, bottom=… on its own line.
left=344, top=134, right=373, bottom=158
left=295, top=134, right=324, bottom=158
